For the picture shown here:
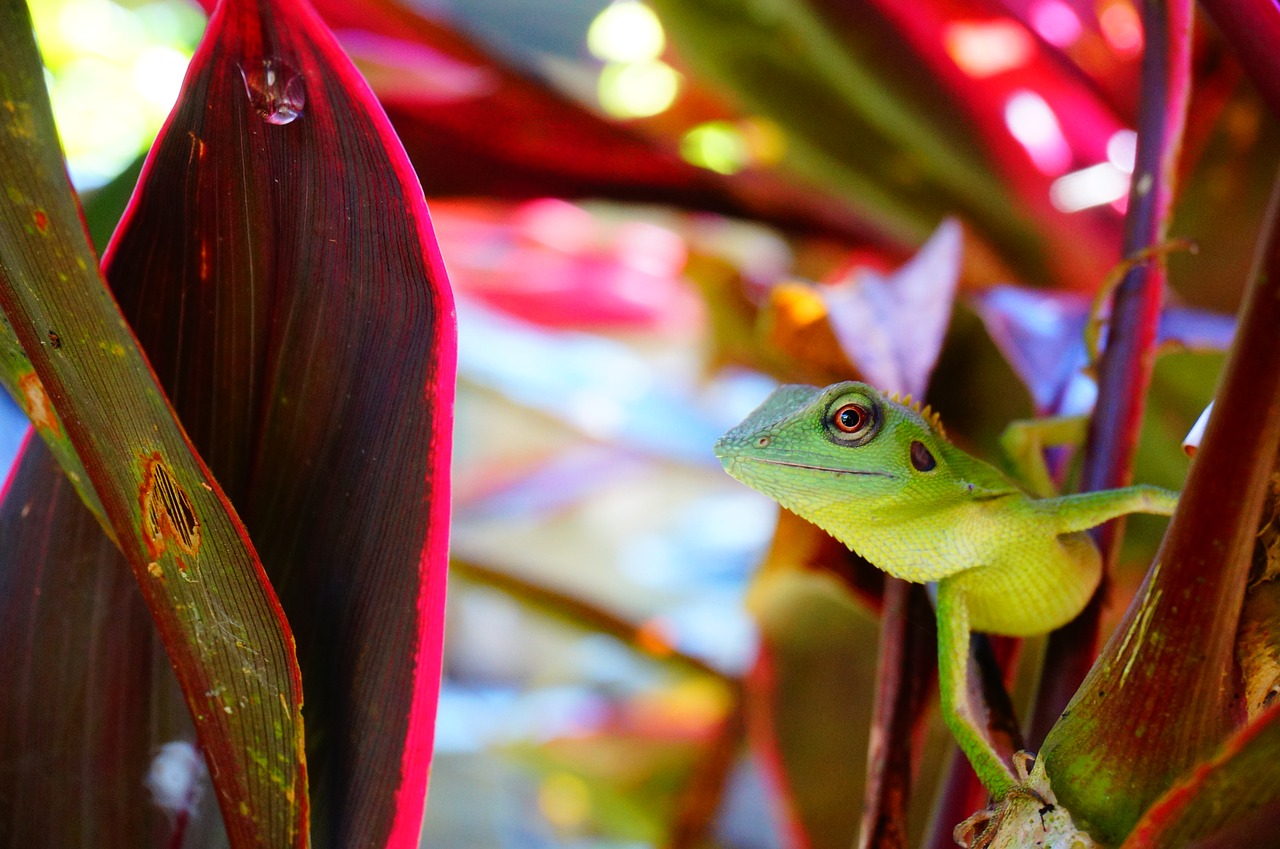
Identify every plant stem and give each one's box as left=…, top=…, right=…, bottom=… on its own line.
left=1028, top=0, right=1193, bottom=746
left=856, top=580, right=937, bottom=849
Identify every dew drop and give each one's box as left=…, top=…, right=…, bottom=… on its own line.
left=239, top=59, right=305, bottom=125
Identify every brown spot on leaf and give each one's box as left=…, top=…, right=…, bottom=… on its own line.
left=32, top=209, right=48, bottom=234
left=46, top=329, right=60, bottom=348
left=147, top=561, right=163, bottom=578
left=18, top=372, right=60, bottom=437
left=140, top=453, right=201, bottom=559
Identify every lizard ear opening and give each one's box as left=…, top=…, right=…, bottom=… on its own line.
left=910, top=440, right=936, bottom=472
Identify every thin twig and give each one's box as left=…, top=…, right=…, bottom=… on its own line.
left=449, top=558, right=735, bottom=684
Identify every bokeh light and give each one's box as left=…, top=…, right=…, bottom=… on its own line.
left=1098, top=0, right=1143, bottom=55
left=680, top=121, right=749, bottom=175
left=29, top=0, right=202, bottom=189
left=1049, top=161, right=1130, bottom=212
left=587, top=1, right=665, bottom=64
left=945, top=19, right=1034, bottom=78
left=597, top=59, right=680, bottom=119
left=1003, top=89, right=1071, bottom=175
left=1029, top=0, right=1083, bottom=47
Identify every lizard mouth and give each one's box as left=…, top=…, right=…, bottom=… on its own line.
left=739, top=457, right=896, bottom=478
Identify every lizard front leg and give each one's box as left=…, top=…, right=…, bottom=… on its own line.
left=935, top=580, right=1018, bottom=798
left=998, top=415, right=1088, bottom=499
left=1035, top=485, right=1178, bottom=534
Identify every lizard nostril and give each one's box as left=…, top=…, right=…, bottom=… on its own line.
left=756, top=436, right=770, bottom=448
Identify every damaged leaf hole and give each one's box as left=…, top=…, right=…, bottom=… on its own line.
left=140, top=452, right=201, bottom=558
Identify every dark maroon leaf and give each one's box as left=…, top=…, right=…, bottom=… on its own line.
left=0, top=3, right=307, bottom=844
left=0, top=438, right=227, bottom=848
left=98, top=0, right=455, bottom=844
left=1198, top=0, right=1280, bottom=118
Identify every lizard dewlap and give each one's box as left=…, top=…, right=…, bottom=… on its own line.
left=714, top=380, right=1179, bottom=797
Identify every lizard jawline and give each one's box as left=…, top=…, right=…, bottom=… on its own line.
left=741, top=457, right=895, bottom=478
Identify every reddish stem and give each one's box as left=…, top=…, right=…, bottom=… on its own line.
left=1028, top=0, right=1193, bottom=745
left=856, top=580, right=936, bottom=849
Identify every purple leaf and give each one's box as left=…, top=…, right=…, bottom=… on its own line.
left=820, top=218, right=962, bottom=397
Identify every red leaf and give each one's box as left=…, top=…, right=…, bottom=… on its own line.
left=300, top=0, right=915, bottom=251
left=0, top=439, right=215, bottom=846
left=0, top=5, right=307, bottom=845
left=101, top=0, right=455, bottom=843
left=1119, top=702, right=1280, bottom=848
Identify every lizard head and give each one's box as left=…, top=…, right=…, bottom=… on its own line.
left=713, top=381, right=962, bottom=543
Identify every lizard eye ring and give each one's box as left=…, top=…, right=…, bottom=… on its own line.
left=833, top=403, right=871, bottom=435
left=823, top=391, right=881, bottom=447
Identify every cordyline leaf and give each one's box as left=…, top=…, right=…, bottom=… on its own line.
left=1118, top=701, right=1280, bottom=848
left=0, top=3, right=307, bottom=847
left=100, top=0, right=455, bottom=843
left=0, top=310, right=107, bottom=532
left=0, top=438, right=227, bottom=847
left=747, top=567, right=875, bottom=849
left=647, top=0, right=1064, bottom=283
left=740, top=511, right=885, bottom=849
left=1198, top=0, right=1280, bottom=119
left=305, top=0, right=899, bottom=251
left=847, top=0, right=1132, bottom=291
left=1040, top=169, right=1280, bottom=843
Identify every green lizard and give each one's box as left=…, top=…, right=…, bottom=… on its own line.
left=713, top=381, right=1178, bottom=797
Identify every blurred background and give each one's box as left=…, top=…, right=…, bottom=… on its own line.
left=24, top=0, right=1269, bottom=845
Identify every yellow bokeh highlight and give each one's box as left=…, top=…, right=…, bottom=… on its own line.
left=679, top=121, right=749, bottom=175
left=587, top=1, right=665, bottom=63
left=28, top=0, right=202, bottom=188
left=538, top=772, right=593, bottom=830
left=597, top=60, right=680, bottom=119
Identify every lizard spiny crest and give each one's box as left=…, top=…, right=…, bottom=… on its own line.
left=884, top=391, right=947, bottom=438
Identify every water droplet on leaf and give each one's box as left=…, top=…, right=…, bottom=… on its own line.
left=240, top=59, right=305, bottom=125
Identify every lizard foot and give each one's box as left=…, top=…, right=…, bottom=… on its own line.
left=954, top=752, right=1099, bottom=848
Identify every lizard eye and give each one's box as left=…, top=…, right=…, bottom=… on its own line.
left=823, top=391, right=881, bottom=447
left=832, top=403, right=870, bottom=435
